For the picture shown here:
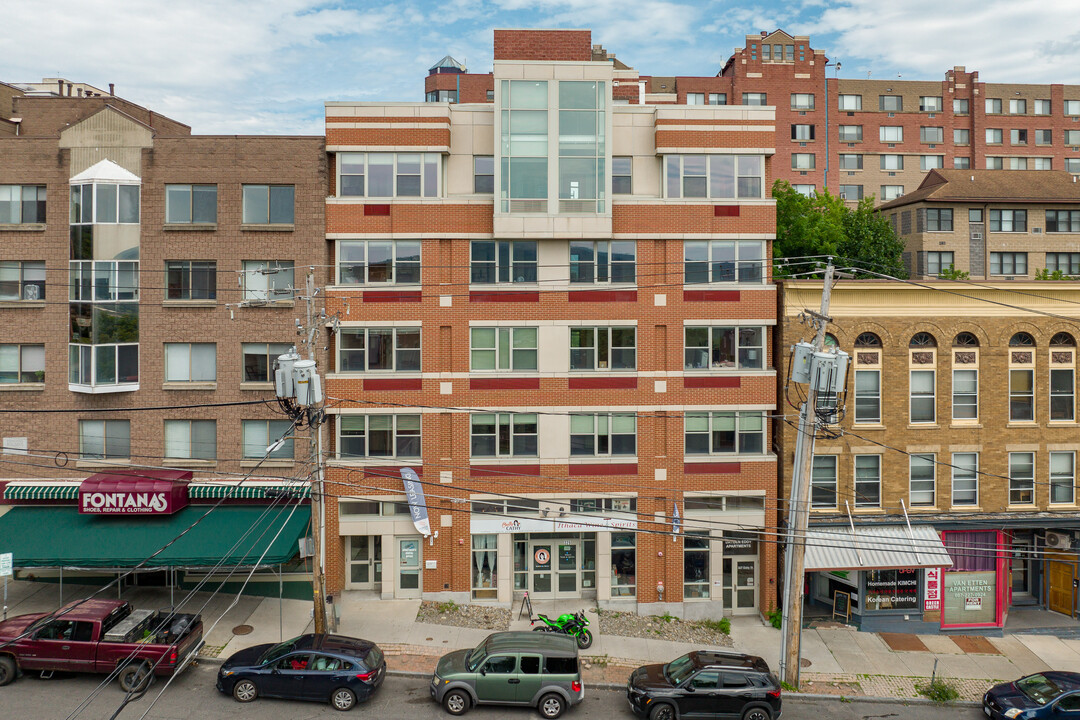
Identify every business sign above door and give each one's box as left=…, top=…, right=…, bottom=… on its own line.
left=78, top=471, right=192, bottom=515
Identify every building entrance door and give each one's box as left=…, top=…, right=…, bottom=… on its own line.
left=529, top=540, right=581, bottom=599
left=1047, top=553, right=1076, bottom=616
left=347, top=536, right=382, bottom=590
left=723, top=559, right=758, bottom=613
left=1010, top=536, right=1033, bottom=603
left=398, top=537, right=422, bottom=598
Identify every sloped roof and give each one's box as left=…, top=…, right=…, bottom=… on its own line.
left=429, top=55, right=465, bottom=72
left=878, top=168, right=1080, bottom=210
left=69, top=158, right=141, bottom=184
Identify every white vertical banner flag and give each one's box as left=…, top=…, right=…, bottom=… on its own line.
left=401, top=468, right=431, bottom=537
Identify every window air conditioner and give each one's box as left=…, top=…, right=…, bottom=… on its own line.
left=970, top=232, right=983, bottom=240
left=1045, top=531, right=1072, bottom=549
left=839, top=192, right=847, bottom=199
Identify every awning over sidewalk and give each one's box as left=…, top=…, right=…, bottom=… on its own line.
left=187, top=483, right=311, bottom=500
left=0, top=505, right=310, bottom=569
left=3, top=483, right=79, bottom=501
left=803, top=525, right=954, bottom=571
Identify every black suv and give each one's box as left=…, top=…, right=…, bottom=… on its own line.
left=626, top=651, right=781, bottom=720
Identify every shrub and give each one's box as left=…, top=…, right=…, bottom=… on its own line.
left=916, top=678, right=960, bottom=703
left=766, top=607, right=782, bottom=629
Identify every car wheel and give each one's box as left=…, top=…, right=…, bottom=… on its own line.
left=118, top=662, right=153, bottom=693
left=649, top=702, right=676, bottom=720
left=331, top=687, right=356, bottom=711
left=0, top=656, right=16, bottom=686
left=576, top=630, right=594, bottom=650
left=742, top=707, right=771, bottom=720
left=232, top=679, right=258, bottom=703
left=443, top=689, right=470, bottom=716
left=538, top=692, right=565, bottom=719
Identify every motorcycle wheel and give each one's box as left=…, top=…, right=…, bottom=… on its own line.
left=533, top=626, right=552, bottom=632
left=576, top=629, right=594, bottom=649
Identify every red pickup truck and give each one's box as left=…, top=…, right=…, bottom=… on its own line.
left=0, top=599, right=202, bottom=691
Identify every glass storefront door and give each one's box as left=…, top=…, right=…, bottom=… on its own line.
left=398, top=537, right=422, bottom=596
left=531, top=543, right=553, bottom=596
left=556, top=542, right=578, bottom=596
left=347, top=535, right=382, bottom=590
left=528, top=540, right=581, bottom=599
left=723, top=558, right=758, bottom=612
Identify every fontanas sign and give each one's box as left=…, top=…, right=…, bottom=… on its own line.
left=78, top=471, right=191, bottom=515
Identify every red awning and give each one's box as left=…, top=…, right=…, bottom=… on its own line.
left=80, top=469, right=192, bottom=494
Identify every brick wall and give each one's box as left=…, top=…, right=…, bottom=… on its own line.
left=493, top=29, right=592, bottom=62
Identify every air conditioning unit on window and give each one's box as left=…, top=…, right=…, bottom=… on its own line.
left=839, top=192, right=847, bottom=199
left=1045, top=531, right=1072, bottom=549
left=970, top=232, right=983, bottom=241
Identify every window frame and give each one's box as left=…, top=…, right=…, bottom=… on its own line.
left=0, top=184, right=47, bottom=225
left=838, top=94, right=862, bottom=111
left=951, top=452, right=979, bottom=506
left=910, top=369, right=936, bottom=424
left=241, top=260, right=295, bottom=301
left=336, top=414, right=422, bottom=460
left=790, top=93, right=815, bottom=110
left=611, top=156, right=632, bottom=195
left=470, top=412, right=538, bottom=457
left=1050, top=367, right=1074, bottom=421
left=241, top=184, right=294, bottom=225
left=0, top=343, right=45, bottom=384
left=990, top=252, right=1028, bottom=276
left=810, top=455, right=837, bottom=509
left=854, top=455, right=881, bottom=508
left=1046, top=211, right=1080, bottom=234
left=337, top=152, right=439, bottom=199
left=242, top=342, right=294, bottom=383
left=337, top=327, right=421, bottom=373
left=919, top=96, right=943, bottom=112
left=79, top=419, right=131, bottom=460
left=164, top=260, right=216, bottom=301
left=569, top=326, right=637, bottom=371
left=473, top=156, right=494, bottom=194
left=570, top=240, right=636, bottom=284
left=470, top=240, right=537, bottom=285
left=664, top=155, right=764, bottom=200
left=1050, top=451, right=1076, bottom=504
left=569, top=413, right=637, bottom=456
left=164, top=184, right=217, bottom=224
left=989, top=210, right=1028, bottom=233
left=926, top=208, right=953, bottom=232
left=470, top=327, right=538, bottom=372
left=683, top=240, right=765, bottom=285
left=163, top=419, right=217, bottom=460
left=0, top=260, right=46, bottom=301
left=879, top=95, right=903, bottom=112
left=853, top=368, right=881, bottom=424
left=879, top=126, right=903, bottom=143
left=952, top=367, right=978, bottom=420
left=683, top=325, right=766, bottom=371
left=1009, top=368, right=1035, bottom=421
left=683, top=411, right=765, bottom=456
left=909, top=453, right=936, bottom=507
left=242, top=419, right=295, bottom=460
left=1009, top=451, right=1035, bottom=505
left=163, top=342, right=217, bottom=383
left=337, top=239, right=421, bottom=286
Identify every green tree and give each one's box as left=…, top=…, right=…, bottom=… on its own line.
left=772, top=180, right=907, bottom=279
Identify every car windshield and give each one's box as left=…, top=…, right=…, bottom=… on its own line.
left=260, top=638, right=299, bottom=665
left=1017, top=675, right=1062, bottom=706
left=466, top=644, right=487, bottom=672
left=665, top=654, right=697, bottom=686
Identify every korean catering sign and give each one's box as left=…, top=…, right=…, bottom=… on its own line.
left=78, top=470, right=192, bottom=515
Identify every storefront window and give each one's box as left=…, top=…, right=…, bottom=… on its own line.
left=942, top=571, right=997, bottom=625
left=684, top=532, right=710, bottom=599
left=514, top=539, right=528, bottom=590
left=611, top=533, right=636, bottom=597
left=863, top=569, right=920, bottom=611
left=472, top=535, right=498, bottom=600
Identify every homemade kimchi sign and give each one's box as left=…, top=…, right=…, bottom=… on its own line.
left=79, top=471, right=191, bottom=515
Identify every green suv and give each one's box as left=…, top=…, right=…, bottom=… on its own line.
left=430, top=631, right=584, bottom=718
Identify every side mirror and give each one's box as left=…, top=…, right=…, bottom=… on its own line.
left=479, top=667, right=487, bottom=676
left=685, top=684, right=695, bottom=692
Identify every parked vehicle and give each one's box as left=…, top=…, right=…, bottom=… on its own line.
left=531, top=610, right=593, bottom=649
left=626, top=650, right=781, bottom=720
left=0, top=599, right=202, bottom=691
left=431, top=631, right=583, bottom=718
left=216, top=633, right=385, bottom=711
left=983, top=671, right=1080, bottom=719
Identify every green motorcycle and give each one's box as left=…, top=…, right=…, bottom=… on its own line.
left=531, top=609, right=593, bottom=649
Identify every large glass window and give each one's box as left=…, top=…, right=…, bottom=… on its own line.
left=242, top=419, right=294, bottom=460
left=337, top=240, right=420, bottom=285
left=683, top=532, right=710, bottom=599
left=879, top=95, right=902, bottom=111
left=165, top=260, right=216, bottom=300
left=470, top=327, right=538, bottom=371
left=241, top=261, right=294, bottom=301
left=570, top=327, right=636, bottom=371
left=164, top=343, right=216, bottom=382
left=0, top=344, right=45, bottom=384
left=920, top=96, right=943, bottom=112
left=337, top=415, right=421, bottom=458
left=1009, top=452, right=1035, bottom=505
left=0, top=185, right=46, bottom=224
left=70, top=183, right=139, bottom=224
left=1010, top=369, right=1035, bottom=421
left=838, top=94, right=862, bottom=111
left=741, top=93, right=766, bottom=106
left=472, top=535, right=498, bottom=600
left=665, top=155, right=763, bottom=199
left=910, top=370, right=935, bottom=423
left=684, top=241, right=764, bottom=284
left=951, top=452, right=978, bottom=506
left=165, top=185, right=217, bottom=224
left=1046, top=211, right=1080, bottom=233
left=470, top=240, right=537, bottom=284
left=570, top=413, right=636, bottom=456
left=570, top=240, right=635, bottom=283
left=910, top=454, right=936, bottom=506
left=790, top=93, right=815, bottom=110
left=164, top=419, right=216, bottom=460
left=611, top=532, right=636, bottom=596
left=990, top=252, right=1027, bottom=276
left=854, top=455, right=881, bottom=508
left=879, top=126, right=903, bottom=143
left=337, top=327, right=420, bottom=372
left=611, top=157, right=632, bottom=195
left=952, top=369, right=978, bottom=420
left=926, top=209, right=953, bottom=231
left=989, top=210, right=1027, bottom=232
left=241, top=185, right=293, bottom=224
left=558, top=81, right=606, bottom=212
left=473, top=156, right=494, bottom=194
left=838, top=125, right=862, bottom=142
left=471, top=413, right=538, bottom=457
left=337, top=153, right=438, bottom=198
left=242, top=342, right=293, bottom=383
left=810, top=455, right=837, bottom=509
left=684, top=326, right=765, bottom=370
left=79, top=419, right=131, bottom=459
left=1051, top=368, right=1075, bottom=421
left=854, top=369, right=881, bottom=423
left=1050, top=451, right=1075, bottom=504
left=0, top=261, right=46, bottom=301
left=684, top=411, right=764, bottom=455
left=501, top=80, right=549, bottom=209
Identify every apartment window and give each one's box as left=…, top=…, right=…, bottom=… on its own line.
left=880, top=185, right=904, bottom=201
left=338, top=240, right=421, bottom=285
left=1065, top=100, right=1080, bottom=116
left=164, top=184, right=216, bottom=224
left=241, top=185, right=293, bottom=224
left=1035, top=99, right=1051, bottom=115
left=470, top=240, right=537, bottom=283
left=611, top=156, right=632, bottom=195
left=838, top=125, right=862, bottom=142
left=953, top=368, right=977, bottom=419
left=791, top=124, right=815, bottom=141
left=683, top=531, right=710, bottom=600
left=1011, top=129, right=1028, bottom=145
left=79, top=420, right=131, bottom=460
left=470, top=327, right=537, bottom=371
left=786, top=44, right=795, bottom=61
left=337, top=152, right=438, bottom=198
left=1009, top=452, right=1035, bottom=505
left=338, top=414, right=420, bottom=458
left=954, top=129, right=970, bottom=145
left=921, top=156, right=944, bottom=171
left=1067, top=159, right=1080, bottom=173
left=570, top=240, right=636, bottom=283
left=986, top=98, right=1002, bottom=114
left=425, top=89, right=457, bottom=102
left=927, top=251, right=955, bottom=275
left=920, top=127, right=944, bottom=143
left=471, top=413, right=538, bottom=457
left=1009, top=98, right=1027, bottom=115
left=991, top=252, right=1027, bottom=276
left=1067, top=131, right=1080, bottom=146
left=838, top=185, right=863, bottom=200
left=1051, top=368, right=1075, bottom=421
left=70, top=182, right=139, bottom=224
left=570, top=413, right=636, bottom=456
left=920, top=96, right=943, bottom=112
left=1009, top=157, right=1029, bottom=170
left=1051, top=452, right=1076, bottom=504
left=838, top=154, right=863, bottom=170
left=986, top=157, right=1004, bottom=170
left=241, top=261, right=294, bottom=301
left=793, top=184, right=816, bottom=197
left=838, top=94, right=862, bottom=111
left=990, top=210, right=1027, bottom=232
left=241, top=419, right=294, bottom=460
left=790, top=93, right=815, bottom=110
left=708, top=93, right=726, bottom=105
left=910, top=370, right=936, bottom=423
left=1035, top=129, right=1052, bottom=146
left=164, top=343, right=216, bottom=382
left=570, top=327, right=636, bottom=370
left=792, top=153, right=816, bottom=170
left=1046, top=211, right=1080, bottom=233
left=741, top=92, right=767, bottom=106
left=0, top=344, right=44, bottom=384
left=986, top=128, right=1003, bottom=144
left=954, top=157, right=971, bottom=169
left=879, top=126, right=903, bottom=143
left=810, top=455, right=837, bottom=509
left=684, top=411, right=764, bottom=455
left=953, top=98, right=969, bottom=114
left=665, top=155, right=764, bottom=199
left=1047, top=253, right=1080, bottom=274
left=910, top=454, right=936, bottom=506
left=242, top=343, right=293, bottom=383
left=164, top=419, right=216, bottom=460
left=854, top=369, right=880, bottom=423
left=879, top=95, right=902, bottom=112
left=1010, top=368, right=1035, bottom=421
left=165, top=261, right=216, bottom=300
left=0, top=260, right=45, bottom=301
left=951, top=452, right=979, bottom=506
left=852, top=455, right=881, bottom=508
left=338, top=328, right=420, bottom=372
left=0, top=185, right=46, bottom=224
left=1033, top=157, right=1052, bottom=171
left=473, top=156, right=494, bottom=194
left=686, top=93, right=705, bottom=105
left=926, top=209, right=953, bottom=231
left=880, top=154, right=904, bottom=171
left=684, top=326, right=765, bottom=370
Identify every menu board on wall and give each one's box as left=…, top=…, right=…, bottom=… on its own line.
left=942, top=571, right=996, bottom=625
left=864, top=569, right=919, bottom=611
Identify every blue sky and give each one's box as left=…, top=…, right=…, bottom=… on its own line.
left=4, top=0, right=1079, bottom=135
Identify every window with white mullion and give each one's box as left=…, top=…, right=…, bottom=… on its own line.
left=909, top=454, right=936, bottom=506
left=470, top=413, right=538, bottom=457
left=854, top=369, right=881, bottom=423
left=337, top=240, right=421, bottom=285
left=683, top=241, right=764, bottom=284
left=1050, top=451, right=1075, bottom=504
left=570, top=413, right=636, bottom=456
left=470, top=327, right=538, bottom=371
left=1009, top=369, right=1035, bottom=421
left=854, top=455, right=881, bottom=508
left=952, top=369, right=978, bottom=420
left=951, top=452, right=978, bottom=506
left=1051, top=368, right=1075, bottom=421
left=684, top=326, right=765, bottom=370
left=164, top=343, right=216, bottom=382
left=1009, top=452, right=1035, bottom=505
left=569, top=327, right=636, bottom=371
left=909, top=370, right=936, bottom=423
left=684, top=411, right=764, bottom=455
left=810, top=455, right=837, bottom=509
left=570, top=240, right=636, bottom=284
left=337, top=152, right=439, bottom=198
left=338, top=414, right=421, bottom=459
left=337, top=327, right=421, bottom=373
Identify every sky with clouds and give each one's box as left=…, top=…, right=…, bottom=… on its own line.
left=3, top=0, right=1079, bottom=135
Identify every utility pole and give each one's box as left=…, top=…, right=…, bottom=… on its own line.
left=303, top=270, right=329, bottom=636
left=779, top=261, right=841, bottom=687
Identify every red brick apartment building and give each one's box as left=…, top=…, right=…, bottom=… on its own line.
left=427, top=30, right=1080, bottom=204
left=0, top=79, right=326, bottom=596
left=324, top=29, right=779, bottom=618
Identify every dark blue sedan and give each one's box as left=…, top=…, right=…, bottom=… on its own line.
left=216, top=633, right=385, bottom=711
left=983, top=672, right=1080, bottom=719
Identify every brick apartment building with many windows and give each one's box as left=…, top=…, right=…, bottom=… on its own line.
left=324, top=29, right=779, bottom=618
left=426, top=29, right=1080, bottom=203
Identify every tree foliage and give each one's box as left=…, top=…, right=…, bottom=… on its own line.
left=772, top=180, right=907, bottom=279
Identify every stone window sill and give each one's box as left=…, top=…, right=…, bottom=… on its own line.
left=163, top=458, right=218, bottom=468
left=1007, top=422, right=1039, bottom=428
left=163, top=223, right=217, bottom=232
left=75, top=459, right=132, bottom=469
left=240, top=381, right=275, bottom=391
left=0, top=223, right=46, bottom=232
left=851, top=423, right=885, bottom=430
left=162, top=299, right=217, bottom=307
left=240, top=460, right=294, bottom=468
left=0, top=383, right=45, bottom=391
left=907, top=424, right=940, bottom=430
left=241, top=224, right=294, bottom=232
left=162, top=382, right=217, bottom=391
left=950, top=422, right=982, bottom=429
left=0, top=300, right=46, bottom=309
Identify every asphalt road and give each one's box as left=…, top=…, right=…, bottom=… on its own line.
left=0, top=664, right=987, bottom=720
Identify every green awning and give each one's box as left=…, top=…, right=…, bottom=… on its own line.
left=3, top=484, right=79, bottom=501
left=0, top=505, right=310, bottom=569
left=188, top=484, right=311, bottom=500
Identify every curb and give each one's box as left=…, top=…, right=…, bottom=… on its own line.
left=791, top=692, right=980, bottom=707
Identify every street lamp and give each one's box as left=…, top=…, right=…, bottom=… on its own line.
left=824, top=60, right=842, bottom=193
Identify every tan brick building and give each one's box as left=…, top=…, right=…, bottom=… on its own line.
left=778, top=280, right=1080, bottom=633
left=323, top=29, right=779, bottom=619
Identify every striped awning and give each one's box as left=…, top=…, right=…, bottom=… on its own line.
left=187, top=484, right=310, bottom=500
left=3, top=484, right=79, bottom=501
left=803, top=525, right=954, bottom=571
